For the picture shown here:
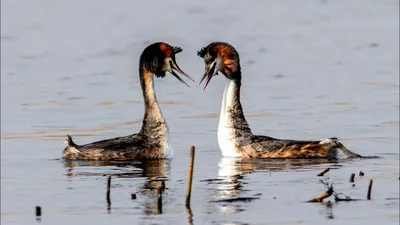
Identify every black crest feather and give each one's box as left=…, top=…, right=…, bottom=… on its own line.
left=197, top=46, right=207, bottom=58
left=173, top=46, right=183, bottom=54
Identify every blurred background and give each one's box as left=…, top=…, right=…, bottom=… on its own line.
left=1, top=0, right=399, bottom=225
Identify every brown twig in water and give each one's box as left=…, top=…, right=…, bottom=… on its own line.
left=185, top=146, right=195, bottom=207
left=308, top=188, right=333, bottom=202
left=349, top=173, right=355, bottom=182
left=367, top=179, right=373, bottom=200
left=317, top=168, right=330, bottom=176
left=307, top=181, right=334, bottom=203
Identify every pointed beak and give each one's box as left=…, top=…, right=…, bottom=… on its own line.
left=199, top=61, right=218, bottom=92
left=169, top=60, right=195, bottom=87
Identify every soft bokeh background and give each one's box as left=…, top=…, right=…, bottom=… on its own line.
left=1, top=0, right=399, bottom=225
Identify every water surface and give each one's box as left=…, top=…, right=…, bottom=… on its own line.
left=1, top=0, right=399, bottom=224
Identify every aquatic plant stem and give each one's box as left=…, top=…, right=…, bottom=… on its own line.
left=367, top=179, right=373, bottom=200
left=106, top=175, right=111, bottom=206
left=186, top=146, right=195, bottom=207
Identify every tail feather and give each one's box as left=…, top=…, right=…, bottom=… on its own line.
left=65, top=134, right=78, bottom=148
left=63, top=135, right=81, bottom=159
left=320, top=137, right=362, bottom=158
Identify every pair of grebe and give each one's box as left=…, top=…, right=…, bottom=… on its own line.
left=63, top=42, right=361, bottom=160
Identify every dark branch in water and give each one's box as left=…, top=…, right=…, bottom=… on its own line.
left=106, top=175, right=111, bottom=212
left=317, top=168, right=330, bottom=176
left=307, top=180, right=362, bottom=203
left=367, top=179, right=373, bottom=200
left=334, top=192, right=359, bottom=202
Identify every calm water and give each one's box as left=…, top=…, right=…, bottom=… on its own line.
left=1, top=0, right=399, bottom=224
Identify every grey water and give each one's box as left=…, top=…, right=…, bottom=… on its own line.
left=1, top=0, right=399, bottom=224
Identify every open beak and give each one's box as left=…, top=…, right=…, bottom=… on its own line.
left=169, top=61, right=195, bottom=87
left=199, top=61, right=218, bottom=92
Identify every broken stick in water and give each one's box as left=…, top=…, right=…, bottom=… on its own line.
left=35, top=206, right=42, bottom=222
left=35, top=206, right=41, bottom=217
left=186, top=145, right=195, bottom=207
left=106, top=175, right=111, bottom=208
left=367, top=179, right=373, bottom=200
left=349, top=173, right=355, bottom=182
left=317, top=168, right=330, bottom=176
left=307, top=185, right=334, bottom=202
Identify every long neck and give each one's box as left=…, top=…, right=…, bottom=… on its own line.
left=218, top=75, right=252, bottom=137
left=139, top=67, right=167, bottom=135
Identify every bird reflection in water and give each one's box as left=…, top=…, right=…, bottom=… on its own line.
left=320, top=201, right=335, bottom=220
left=64, top=159, right=170, bottom=215
left=212, top=157, right=338, bottom=214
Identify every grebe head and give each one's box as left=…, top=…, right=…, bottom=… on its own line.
left=197, top=42, right=241, bottom=90
left=140, top=42, right=194, bottom=86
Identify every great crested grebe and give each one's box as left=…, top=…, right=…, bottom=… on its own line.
left=63, top=42, right=194, bottom=160
left=197, top=42, right=362, bottom=159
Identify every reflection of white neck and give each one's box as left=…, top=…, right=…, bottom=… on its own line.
left=217, top=78, right=241, bottom=157
left=218, top=157, right=241, bottom=177
left=216, top=157, right=242, bottom=204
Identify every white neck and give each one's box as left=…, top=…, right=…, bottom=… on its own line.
left=218, top=78, right=242, bottom=157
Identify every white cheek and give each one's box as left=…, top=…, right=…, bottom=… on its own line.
left=164, top=58, right=172, bottom=73
left=215, top=57, right=222, bottom=73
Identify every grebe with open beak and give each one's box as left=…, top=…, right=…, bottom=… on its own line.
left=63, top=42, right=194, bottom=160
left=197, top=42, right=361, bottom=159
